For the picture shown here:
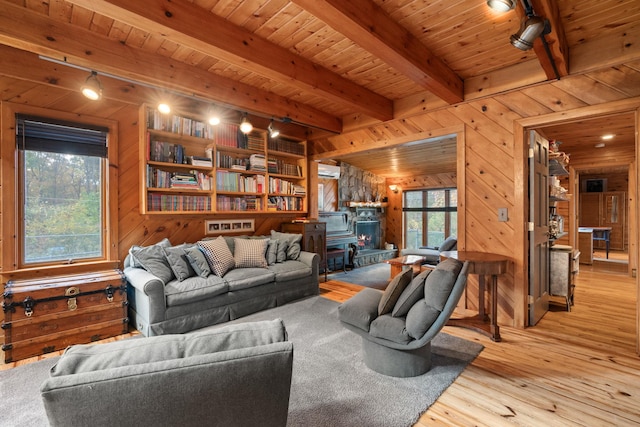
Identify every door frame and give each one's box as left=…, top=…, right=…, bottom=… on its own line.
left=513, top=99, right=639, bottom=353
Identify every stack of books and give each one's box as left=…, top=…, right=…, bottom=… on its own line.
left=187, top=156, right=213, bottom=167
left=249, top=154, right=266, bottom=172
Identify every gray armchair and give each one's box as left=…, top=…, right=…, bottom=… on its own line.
left=338, top=258, right=469, bottom=377
left=400, top=235, right=457, bottom=264
left=41, top=319, right=293, bottom=427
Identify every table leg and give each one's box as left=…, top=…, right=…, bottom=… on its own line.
left=389, top=264, right=402, bottom=279
left=478, top=275, right=486, bottom=319
left=489, top=274, right=501, bottom=342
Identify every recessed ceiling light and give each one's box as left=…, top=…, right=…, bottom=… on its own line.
left=601, top=134, right=615, bottom=140
left=594, top=142, right=606, bottom=148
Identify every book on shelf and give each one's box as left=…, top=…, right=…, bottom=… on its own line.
left=186, top=156, right=213, bottom=167
left=146, top=109, right=215, bottom=140
left=147, top=193, right=211, bottom=212
left=150, top=139, right=187, bottom=164
left=268, top=137, right=304, bottom=156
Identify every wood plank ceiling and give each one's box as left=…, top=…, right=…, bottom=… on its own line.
left=0, top=0, right=638, bottom=178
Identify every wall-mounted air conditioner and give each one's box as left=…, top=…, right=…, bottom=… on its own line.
left=318, top=164, right=340, bottom=179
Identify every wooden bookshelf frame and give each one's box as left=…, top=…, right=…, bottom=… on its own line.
left=139, top=104, right=307, bottom=215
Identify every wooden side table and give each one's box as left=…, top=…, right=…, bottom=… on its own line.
left=440, top=251, right=510, bottom=342
left=384, top=255, right=426, bottom=279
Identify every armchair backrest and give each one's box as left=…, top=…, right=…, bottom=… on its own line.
left=412, top=260, right=469, bottom=346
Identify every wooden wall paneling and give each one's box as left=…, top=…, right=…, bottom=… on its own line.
left=318, top=177, right=338, bottom=212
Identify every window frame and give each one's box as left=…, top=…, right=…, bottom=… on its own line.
left=403, top=187, right=457, bottom=249
left=1, top=103, right=119, bottom=274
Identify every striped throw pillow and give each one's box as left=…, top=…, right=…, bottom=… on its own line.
left=198, top=236, right=235, bottom=277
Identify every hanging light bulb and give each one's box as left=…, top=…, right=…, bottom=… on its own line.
left=81, top=71, right=103, bottom=100
left=239, top=113, right=253, bottom=134
left=208, top=115, right=221, bottom=126
left=268, top=119, right=280, bottom=138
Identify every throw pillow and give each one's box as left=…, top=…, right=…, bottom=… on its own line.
left=133, top=244, right=174, bottom=284
left=198, top=236, right=235, bottom=277
left=163, top=246, right=196, bottom=281
left=128, top=237, right=171, bottom=268
left=438, top=236, right=457, bottom=252
left=266, top=239, right=278, bottom=265
left=270, top=230, right=302, bottom=260
left=183, top=246, right=211, bottom=278
left=377, top=268, right=413, bottom=316
left=275, top=239, right=288, bottom=263
left=392, top=268, right=430, bottom=317
left=234, top=238, right=268, bottom=268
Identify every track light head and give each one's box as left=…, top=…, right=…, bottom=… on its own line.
left=268, top=119, right=280, bottom=138
left=240, top=113, right=253, bottom=134
left=81, top=71, right=103, bottom=100
left=510, top=15, right=545, bottom=50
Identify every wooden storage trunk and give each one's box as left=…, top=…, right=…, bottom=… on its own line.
left=2, top=270, right=128, bottom=363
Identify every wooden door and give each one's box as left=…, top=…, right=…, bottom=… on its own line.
left=529, top=131, right=550, bottom=326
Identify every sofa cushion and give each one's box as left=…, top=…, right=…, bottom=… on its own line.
left=423, top=258, right=462, bottom=311
left=392, top=269, right=430, bottom=317
left=337, top=288, right=382, bottom=333
left=271, top=231, right=302, bottom=260
left=199, top=236, right=235, bottom=277
left=369, top=314, right=412, bottom=344
left=183, top=245, right=211, bottom=278
left=50, top=319, right=287, bottom=376
left=267, top=260, right=312, bottom=282
left=234, top=238, right=268, bottom=268
left=223, top=267, right=275, bottom=291
left=128, top=238, right=171, bottom=268
left=275, top=239, right=288, bottom=263
left=439, top=236, right=457, bottom=252
left=164, top=275, right=228, bottom=307
left=378, top=268, right=413, bottom=315
left=405, top=258, right=463, bottom=339
left=163, top=246, right=196, bottom=281
left=266, top=239, right=278, bottom=265
left=133, top=244, right=175, bottom=285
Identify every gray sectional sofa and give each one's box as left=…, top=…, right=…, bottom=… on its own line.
left=41, top=319, right=293, bottom=427
left=124, top=232, right=319, bottom=336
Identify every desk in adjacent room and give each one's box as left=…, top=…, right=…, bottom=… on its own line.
left=578, top=227, right=612, bottom=259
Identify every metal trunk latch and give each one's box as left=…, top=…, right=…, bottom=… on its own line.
left=65, top=287, right=79, bottom=311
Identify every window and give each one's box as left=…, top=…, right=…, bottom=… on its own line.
left=16, top=115, right=109, bottom=265
left=403, top=188, right=457, bottom=250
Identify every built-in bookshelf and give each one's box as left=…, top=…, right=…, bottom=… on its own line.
left=139, top=105, right=307, bottom=214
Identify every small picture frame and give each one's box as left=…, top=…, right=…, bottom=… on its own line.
left=205, top=219, right=254, bottom=235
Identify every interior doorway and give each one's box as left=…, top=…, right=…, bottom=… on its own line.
left=524, top=107, right=638, bottom=354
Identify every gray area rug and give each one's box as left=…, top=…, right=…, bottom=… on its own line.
left=0, top=296, right=482, bottom=427
left=327, top=262, right=391, bottom=289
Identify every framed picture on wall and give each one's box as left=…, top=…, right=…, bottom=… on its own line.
left=205, top=219, right=254, bottom=235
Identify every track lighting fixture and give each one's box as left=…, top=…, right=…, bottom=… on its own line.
left=510, top=14, right=546, bottom=50
left=157, top=102, right=171, bottom=115
left=487, top=0, right=515, bottom=12
left=239, top=113, right=253, bottom=134
left=268, top=119, right=280, bottom=138
left=81, top=71, right=103, bottom=100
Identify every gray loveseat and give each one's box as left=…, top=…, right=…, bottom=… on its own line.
left=124, top=232, right=319, bottom=336
left=400, top=235, right=457, bottom=265
left=41, top=319, right=293, bottom=427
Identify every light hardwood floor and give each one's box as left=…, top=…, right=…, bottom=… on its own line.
left=325, top=265, right=639, bottom=426
left=3, top=267, right=639, bottom=426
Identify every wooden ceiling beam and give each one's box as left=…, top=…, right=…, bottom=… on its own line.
left=292, top=0, right=464, bottom=104
left=63, top=0, right=393, bottom=122
left=529, top=0, right=570, bottom=79
left=0, top=1, right=342, bottom=133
